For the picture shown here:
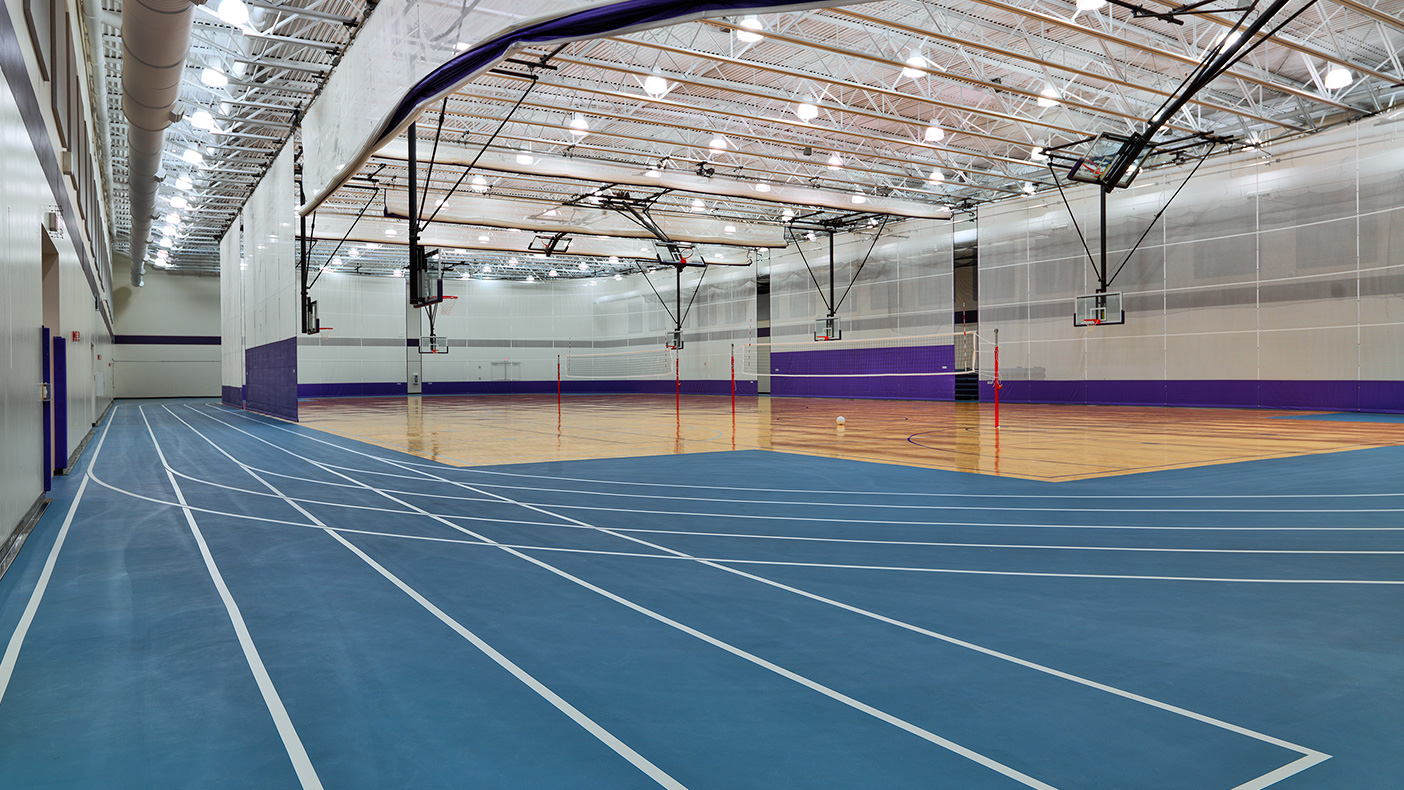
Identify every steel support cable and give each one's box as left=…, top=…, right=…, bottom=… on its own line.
left=834, top=215, right=891, bottom=313
left=633, top=262, right=678, bottom=326
left=417, top=98, right=449, bottom=227
left=787, top=228, right=834, bottom=314
left=422, top=78, right=539, bottom=228
left=308, top=187, right=378, bottom=291
left=1045, top=161, right=1102, bottom=283
left=679, top=262, right=710, bottom=328
left=1106, top=143, right=1218, bottom=287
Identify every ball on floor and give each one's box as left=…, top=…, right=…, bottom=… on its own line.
left=836, top=416, right=846, bottom=425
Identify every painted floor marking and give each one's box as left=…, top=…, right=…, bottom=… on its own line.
left=209, top=406, right=1334, bottom=789
left=0, top=407, right=114, bottom=708
left=160, top=407, right=687, bottom=790
left=137, top=407, right=324, bottom=790
left=192, top=407, right=1062, bottom=790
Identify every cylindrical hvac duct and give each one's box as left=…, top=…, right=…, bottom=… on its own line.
left=121, top=0, right=195, bottom=286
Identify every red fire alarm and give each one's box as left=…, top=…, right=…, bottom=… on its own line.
left=70, top=330, right=80, bottom=342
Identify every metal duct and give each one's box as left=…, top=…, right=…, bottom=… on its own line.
left=121, top=0, right=195, bottom=286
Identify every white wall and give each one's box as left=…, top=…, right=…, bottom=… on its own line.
left=297, top=262, right=757, bottom=390
left=112, top=268, right=221, bottom=397
left=1, top=6, right=115, bottom=541
left=978, top=118, right=1404, bottom=407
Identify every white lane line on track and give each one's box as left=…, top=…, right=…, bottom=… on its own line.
left=0, top=407, right=114, bottom=708
left=70, top=470, right=1404, bottom=584
left=207, top=407, right=1334, bottom=789
left=137, top=407, right=324, bottom=790
left=159, top=407, right=686, bottom=790
left=144, top=467, right=1404, bottom=555
left=191, top=407, right=1063, bottom=790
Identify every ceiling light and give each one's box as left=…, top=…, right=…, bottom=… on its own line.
left=1031, top=146, right=1048, bottom=162
left=349, top=249, right=360, bottom=257
left=607, top=256, right=619, bottom=264
left=385, top=228, right=398, bottom=237
left=1023, top=181, right=1036, bottom=194
left=526, top=275, right=535, bottom=282
left=159, top=237, right=173, bottom=248
left=470, top=175, right=488, bottom=192
left=579, top=262, right=589, bottom=271
left=190, top=109, right=216, bottom=130
left=643, top=74, right=669, bottom=98
left=516, top=150, right=533, bottom=165
left=724, top=225, right=737, bottom=233
left=569, top=114, right=589, bottom=136
left=162, top=224, right=177, bottom=236
left=549, top=269, right=558, bottom=277
left=806, top=231, right=816, bottom=241
left=478, top=234, right=489, bottom=243
left=795, top=102, right=819, bottom=121
left=164, top=212, right=180, bottom=225
left=827, top=153, right=843, bottom=170
left=156, top=249, right=168, bottom=259
left=924, top=124, right=945, bottom=143
left=509, top=257, right=519, bottom=265
left=646, top=168, right=661, bottom=178
left=170, top=196, right=189, bottom=209
left=533, top=253, right=546, bottom=259
left=902, top=55, right=927, bottom=80
left=736, top=16, right=763, bottom=43
left=482, top=265, right=492, bottom=273
left=1038, top=86, right=1060, bottom=107
left=365, top=243, right=382, bottom=249
left=181, top=148, right=204, bottom=165
left=782, top=208, right=794, bottom=221
left=754, top=182, right=771, bottom=192
left=1324, top=67, right=1352, bottom=90
left=200, top=67, right=228, bottom=88
left=174, top=175, right=193, bottom=191
left=392, top=268, right=404, bottom=277
left=460, top=271, right=471, bottom=279
left=215, top=0, right=249, bottom=26
left=614, top=273, right=623, bottom=281
left=332, top=257, right=343, bottom=266
left=691, top=198, right=706, bottom=212
left=851, top=191, right=866, bottom=205
left=929, top=169, right=945, bottom=183
left=709, top=135, right=727, bottom=151
left=1075, top=0, right=1106, bottom=9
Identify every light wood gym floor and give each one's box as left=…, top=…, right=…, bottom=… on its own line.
left=293, top=394, right=1404, bottom=482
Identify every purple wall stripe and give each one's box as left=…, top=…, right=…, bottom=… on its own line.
left=298, top=379, right=759, bottom=399
left=982, top=379, right=1404, bottom=414
left=220, top=385, right=242, bottom=409
left=115, top=335, right=222, bottom=346
left=770, top=344, right=957, bottom=400
left=244, top=337, right=298, bottom=421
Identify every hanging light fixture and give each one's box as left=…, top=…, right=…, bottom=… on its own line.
left=691, top=198, right=706, bottom=212
left=470, top=175, right=488, bottom=192
left=174, top=175, right=193, bottom=191
left=200, top=66, right=228, bottom=88
left=736, top=16, right=764, bottom=43
left=902, top=54, right=927, bottom=80
left=1323, top=67, right=1352, bottom=90
left=924, top=123, right=945, bottom=143
left=827, top=153, right=843, bottom=170
left=215, top=0, right=249, bottom=26
left=569, top=114, right=589, bottom=137
left=795, top=102, right=819, bottom=122
left=1022, top=181, right=1036, bottom=194
left=1075, top=0, right=1106, bottom=10
left=1038, top=86, right=1061, bottom=107
left=579, top=262, right=589, bottom=271
left=643, top=74, right=669, bottom=98
left=709, top=135, right=727, bottom=151
left=928, top=168, right=945, bottom=184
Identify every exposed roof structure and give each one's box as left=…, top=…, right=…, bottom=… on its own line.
left=96, top=0, right=1404, bottom=279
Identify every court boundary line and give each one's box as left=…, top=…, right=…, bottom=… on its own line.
left=0, top=406, right=114, bottom=708
left=158, top=407, right=689, bottom=790
left=186, top=407, right=1065, bottom=790
left=136, top=406, right=325, bottom=790
left=207, top=405, right=1333, bottom=789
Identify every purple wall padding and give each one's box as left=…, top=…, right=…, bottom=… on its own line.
left=770, top=344, right=956, bottom=400
left=982, top=379, right=1404, bottom=414
left=244, top=338, right=298, bottom=420
left=220, top=386, right=242, bottom=409
left=298, top=380, right=758, bottom=398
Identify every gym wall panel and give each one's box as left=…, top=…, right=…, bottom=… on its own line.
left=219, top=220, right=243, bottom=406
left=766, top=218, right=955, bottom=399
left=239, top=147, right=297, bottom=419
left=979, top=119, right=1404, bottom=412
left=113, top=268, right=221, bottom=397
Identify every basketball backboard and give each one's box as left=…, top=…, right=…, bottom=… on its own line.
left=1073, top=292, right=1124, bottom=326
